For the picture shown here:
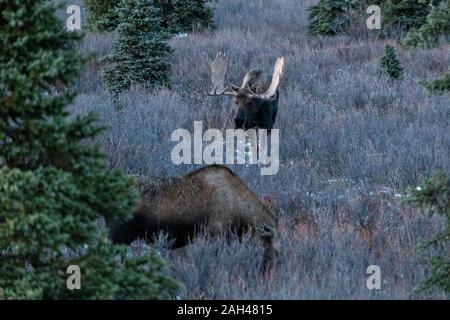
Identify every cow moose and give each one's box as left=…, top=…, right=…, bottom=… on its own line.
left=109, top=165, right=280, bottom=271
left=206, top=52, right=285, bottom=130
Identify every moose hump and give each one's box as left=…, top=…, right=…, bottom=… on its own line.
left=109, top=165, right=279, bottom=269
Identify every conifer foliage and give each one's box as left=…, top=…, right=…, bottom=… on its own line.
left=85, top=0, right=120, bottom=32
left=378, top=44, right=404, bottom=80
left=403, top=1, right=450, bottom=294
left=382, top=0, right=433, bottom=33
left=307, top=0, right=355, bottom=36
left=103, top=0, right=173, bottom=94
left=0, top=0, right=178, bottom=299
left=155, top=0, right=215, bottom=34
left=307, top=0, right=435, bottom=36
left=406, top=173, right=450, bottom=293
left=404, top=0, right=450, bottom=93
left=85, top=0, right=215, bottom=34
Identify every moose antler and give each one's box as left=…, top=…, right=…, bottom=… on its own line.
left=206, top=52, right=238, bottom=96
left=247, top=57, right=285, bottom=101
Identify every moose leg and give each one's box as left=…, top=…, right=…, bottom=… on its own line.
left=258, top=223, right=279, bottom=274
left=270, top=108, right=277, bottom=130
left=261, top=235, right=275, bottom=274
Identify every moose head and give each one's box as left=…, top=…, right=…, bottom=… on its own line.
left=205, top=52, right=284, bottom=130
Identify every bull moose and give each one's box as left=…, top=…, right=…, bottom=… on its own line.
left=109, top=165, right=280, bottom=270
left=206, top=52, right=285, bottom=130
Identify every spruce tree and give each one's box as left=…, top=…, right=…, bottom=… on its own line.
left=307, top=0, right=355, bottom=36
left=307, top=0, right=434, bottom=37
left=103, top=0, right=173, bottom=94
left=406, top=173, right=450, bottom=293
left=404, top=0, right=450, bottom=93
left=155, top=0, right=215, bottom=34
left=382, top=0, right=433, bottom=33
left=378, top=44, right=404, bottom=80
left=85, top=0, right=215, bottom=35
left=0, top=0, right=178, bottom=299
left=85, top=0, right=120, bottom=32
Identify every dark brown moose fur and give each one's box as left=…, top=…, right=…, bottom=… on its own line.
left=110, top=165, right=279, bottom=270
left=232, top=70, right=279, bottom=130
